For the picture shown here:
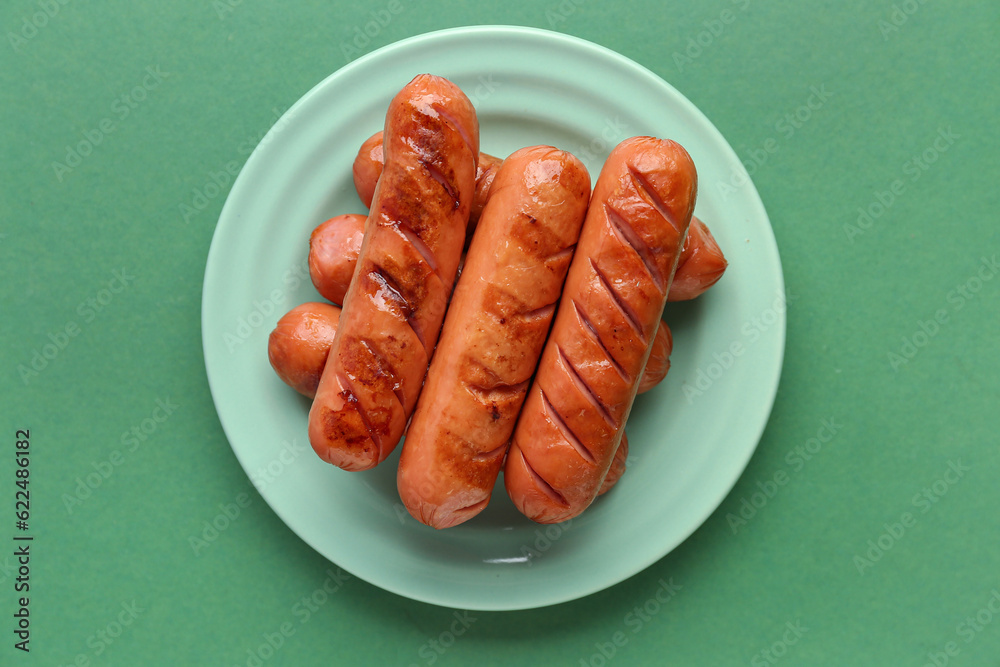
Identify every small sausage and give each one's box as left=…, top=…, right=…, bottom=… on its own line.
left=397, top=145, right=591, bottom=529
left=308, top=214, right=367, bottom=306
left=668, top=216, right=727, bottom=301
left=637, top=322, right=672, bottom=394
left=308, top=74, right=479, bottom=472
left=503, top=136, right=697, bottom=524
left=267, top=302, right=341, bottom=399
left=597, top=433, right=628, bottom=496
left=353, top=130, right=502, bottom=229
left=351, top=132, right=384, bottom=209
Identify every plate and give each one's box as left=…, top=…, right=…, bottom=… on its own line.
left=202, top=25, right=784, bottom=611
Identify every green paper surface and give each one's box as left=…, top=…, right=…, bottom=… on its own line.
left=1, top=1, right=998, bottom=665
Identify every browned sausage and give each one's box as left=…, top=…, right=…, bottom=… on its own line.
left=353, top=131, right=502, bottom=229
left=597, top=433, right=628, bottom=496
left=503, top=136, right=697, bottom=523
left=396, top=145, right=591, bottom=529
left=267, top=302, right=341, bottom=399
left=668, top=215, right=727, bottom=301
left=308, top=74, right=479, bottom=471
left=308, top=214, right=367, bottom=306
left=637, top=322, right=673, bottom=394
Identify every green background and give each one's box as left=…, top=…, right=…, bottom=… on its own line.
left=2, top=1, right=998, bottom=665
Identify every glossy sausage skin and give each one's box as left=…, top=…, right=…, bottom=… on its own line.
left=270, top=302, right=670, bottom=403
left=668, top=216, right=727, bottom=301
left=268, top=302, right=341, bottom=399
left=353, top=130, right=502, bottom=229
left=355, top=134, right=718, bottom=302
left=397, top=145, right=591, bottom=529
left=308, top=74, right=479, bottom=471
left=637, top=322, right=672, bottom=394
left=308, top=214, right=367, bottom=306
left=503, top=136, right=697, bottom=523
left=597, top=433, right=628, bottom=496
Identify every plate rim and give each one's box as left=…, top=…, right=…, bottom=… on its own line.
left=202, top=24, right=785, bottom=611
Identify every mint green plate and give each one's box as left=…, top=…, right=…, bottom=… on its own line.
left=202, top=26, right=784, bottom=611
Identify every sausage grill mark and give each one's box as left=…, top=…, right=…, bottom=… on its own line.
left=395, top=221, right=439, bottom=274
left=588, top=257, right=646, bottom=344
left=626, top=165, right=679, bottom=288
left=467, top=379, right=531, bottom=405
left=603, top=202, right=664, bottom=293
left=471, top=439, right=508, bottom=462
left=354, top=337, right=407, bottom=414
left=572, top=299, right=631, bottom=383
left=541, top=387, right=596, bottom=465
left=420, top=157, right=460, bottom=208
left=367, top=265, right=411, bottom=315
left=430, top=102, right=477, bottom=166
left=555, top=344, right=618, bottom=430
left=365, top=265, right=429, bottom=355
left=335, top=375, right=379, bottom=446
left=516, top=448, right=570, bottom=508
left=516, top=301, right=558, bottom=323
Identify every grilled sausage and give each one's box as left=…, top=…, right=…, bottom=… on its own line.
left=308, top=214, right=367, bottom=306
left=597, top=433, right=628, bottom=496
left=637, top=322, right=673, bottom=394
left=267, top=302, right=342, bottom=399
left=308, top=74, right=479, bottom=471
left=668, top=215, right=727, bottom=301
left=503, top=136, right=697, bottom=523
left=397, top=145, right=591, bottom=528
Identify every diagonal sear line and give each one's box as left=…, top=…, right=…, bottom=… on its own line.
left=517, top=448, right=570, bottom=508
left=540, top=387, right=596, bottom=465
left=368, top=264, right=428, bottom=353
left=572, top=299, right=631, bottom=383
left=556, top=344, right=617, bottom=430
left=603, top=201, right=664, bottom=293
left=589, top=257, right=647, bottom=345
